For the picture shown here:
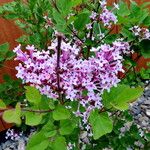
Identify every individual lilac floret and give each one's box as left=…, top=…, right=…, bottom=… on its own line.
left=130, top=26, right=150, bottom=41
left=43, top=15, right=53, bottom=28
left=100, top=0, right=107, bottom=8
left=113, top=3, right=119, bottom=10
left=90, top=11, right=97, bottom=20
left=86, top=23, right=92, bottom=30
left=67, top=142, right=75, bottom=150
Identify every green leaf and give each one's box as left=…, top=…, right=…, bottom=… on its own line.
left=16, top=35, right=29, bottom=44
left=15, top=20, right=26, bottom=29
left=128, top=1, right=143, bottom=24
left=0, top=43, right=9, bottom=51
left=3, top=103, right=21, bottom=125
left=5, top=51, right=15, bottom=60
left=140, top=39, right=150, bottom=58
left=121, top=28, right=135, bottom=41
left=40, top=96, right=55, bottom=110
left=102, top=84, right=143, bottom=111
left=57, top=0, right=72, bottom=16
left=26, top=132, right=49, bottom=150
left=124, top=56, right=137, bottom=67
left=104, top=34, right=118, bottom=44
left=25, top=86, right=41, bottom=104
left=45, top=130, right=57, bottom=138
left=52, top=9, right=67, bottom=33
left=117, top=1, right=130, bottom=17
left=0, top=43, right=9, bottom=61
left=2, top=2, right=16, bottom=12
left=138, top=9, right=149, bottom=24
left=74, top=10, right=90, bottom=30
left=59, top=119, right=76, bottom=135
left=71, top=0, right=82, bottom=7
left=117, top=15, right=131, bottom=25
left=0, top=43, right=14, bottom=61
left=145, top=133, right=150, bottom=141
left=0, top=6, right=4, bottom=14
left=57, top=0, right=82, bottom=16
left=42, top=121, right=57, bottom=137
left=25, top=111, right=43, bottom=126
left=0, top=100, right=6, bottom=109
left=28, top=0, right=37, bottom=11
left=48, top=99, right=55, bottom=109
left=67, top=15, right=77, bottom=25
left=89, top=111, right=113, bottom=140
left=141, top=2, right=150, bottom=8
left=51, top=136, right=67, bottom=150
left=140, top=68, right=150, bottom=79
left=53, top=105, right=70, bottom=120
left=143, top=16, right=150, bottom=26
left=4, top=13, right=18, bottom=19
left=130, top=1, right=140, bottom=15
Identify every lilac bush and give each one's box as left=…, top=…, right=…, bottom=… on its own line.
left=0, top=0, right=150, bottom=149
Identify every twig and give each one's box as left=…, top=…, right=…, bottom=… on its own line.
left=96, top=1, right=100, bottom=12
left=113, top=111, right=122, bottom=126
left=22, top=108, right=52, bottom=113
left=120, top=54, right=142, bottom=79
left=56, top=35, right=62, bottom=91
left=86, top=23, right=94, bottom=59
left=0, top=107, right=53, bottom=114
left=97, top=26, right=115, bottom=44
left=98, top=106, right=113, bottom=114
left=56, top=35, right=63, bottom=103
left=67, top=26, right=83, bottom=43
left=51, top=0, right=60, bottom=13
left=86, top=0, right=101, bottom=59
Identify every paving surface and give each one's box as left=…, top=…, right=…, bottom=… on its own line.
left=130, top=82, right=150, bottom=131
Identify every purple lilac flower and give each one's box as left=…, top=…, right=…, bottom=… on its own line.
left=113, top=3, right=119, bottom=10
left=14, top=37, right=130, bottom=123
left=86, top=23, right=92, bottom=30
left=43, top=15, right=53, bottom=28
left=100, top=0, right=107, bottom=8
left=99, top=6, right=117, bottom=28
left=90, top=11, right=97, bottom=20
left=130, top=26, right=150, bottom=41
left=5, top=129, right=23, bottom=141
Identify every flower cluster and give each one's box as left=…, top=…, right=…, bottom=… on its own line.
left=119, top=122, right=133, bottom=138
left=86, top=1, right=118, bottom=30
left=99, top=7, right=117, bottom=28
left=14, top=38, right=129, bottom=123
left=5, top=129, right=23, bottom=141
left=99, top=0, right=118, bottom=28
left=134, top=141, right=144, bottom=149
left=130, top=26, right=150, bottom=41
